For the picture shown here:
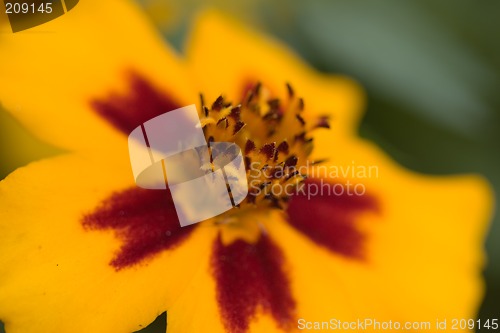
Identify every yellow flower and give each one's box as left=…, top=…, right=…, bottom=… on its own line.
left=0, top=1, right=493, bottom=333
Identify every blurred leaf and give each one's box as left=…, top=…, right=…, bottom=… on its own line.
left=287, top=0, right=496, bottom=138
left=134, top=312, right=166, bottom=333
left=0, top=106, right=62, bottom=180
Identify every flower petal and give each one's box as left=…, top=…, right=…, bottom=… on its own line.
left=185, top=10, right=364, bottom=139
left=0, top=154, right=214, bottom=333
left=266, top=168, right=492, bottom=326
left=0, top=0, right=194, bottom=152
left=277, top=128, right=494, bottom=325
left=265, top=213, right=381, bottom=323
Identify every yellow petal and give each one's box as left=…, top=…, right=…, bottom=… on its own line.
left=185, top=10, right=364, bottom=139
left=0, top=154, right=216, bottom=333
left=166, top=253, right=230, bottom=333
left=277, top=129, right=493, bottom=330
left=0, top=0, right=195, bottom=152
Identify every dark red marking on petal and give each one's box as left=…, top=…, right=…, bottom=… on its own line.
left=212, top=234, right=296, bottom=333
left=286, top=178, right=378, bottom=258
left=83, top=187, right=197, bottom=270
left=91, top=72, right=181, bottom=134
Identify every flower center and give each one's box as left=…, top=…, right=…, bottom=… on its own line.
left=199, top=83, right=330, bottom=221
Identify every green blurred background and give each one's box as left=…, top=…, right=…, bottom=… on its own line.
left=1, top=0, right=498, bottom=332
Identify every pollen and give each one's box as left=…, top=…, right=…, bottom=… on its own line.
left=199, top=83, right=330, bottom=216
